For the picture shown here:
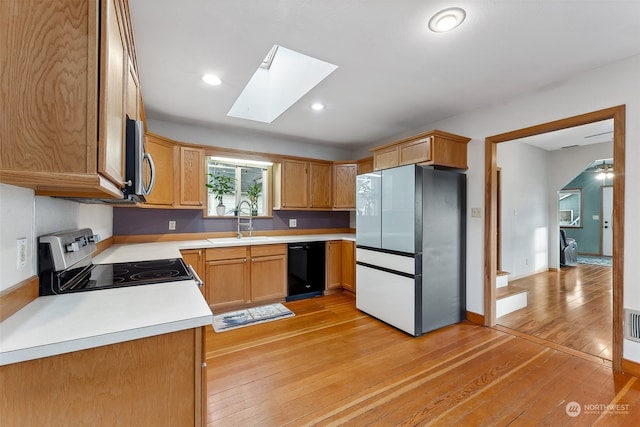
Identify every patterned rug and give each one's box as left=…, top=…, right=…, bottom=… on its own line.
left=213, top=303, right=294, bottom=332
left=577, top=255, right=612, bottom=267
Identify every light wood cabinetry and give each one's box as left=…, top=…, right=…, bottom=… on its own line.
left=249, top=245, right=287, bottom=303
left=0, top=0, right=139, bottom=199
left=326, top=241, right=343, bottom=291
left=0, top=327, right=206, bottom=426
left=145, top=133, right=175, bottom=206
left=181, top=249, right=205, bottom=296
left=341, top=240, right=356, bottom=293
left=274, top=159, right=333, bottom=210
left=309, top=162, right=333, bottom=208
left=326, top=240, right=356, bottom=293
left=205, top=247, right=250, bottom=312
left=332, top=163, right=357, bottom=210
left=371, top=130, right=471, bottom=171
left=357, top=157, right=374, bottom=175
left=205, top=244, right=287, bottom=311
left=177, top=146, right=205, bottom=208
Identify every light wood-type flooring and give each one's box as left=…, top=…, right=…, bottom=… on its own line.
left=205, top=292, right=638, bottom=426
left=497, top=263, right=612, bottom=361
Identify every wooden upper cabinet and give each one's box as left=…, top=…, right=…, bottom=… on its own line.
left=177, top=146, right=205, bottom=208
left=126, top=59, right=141, bottom=121
left=371, top=130, right=470, bottom=171
left=332, top=163, right=356, bottom=210
left=98, top=0, right=128, bottom=187
left=274, top=159, right=335, bottom=210
left=309, top=162, right=332, bottom=209
left=0, top=0, right=138, bottom=199
left=274, top=159, right=308, bottom=209
left=144, top=133, right=174, bottom=206
left=357, top=157, right=374, bottom=175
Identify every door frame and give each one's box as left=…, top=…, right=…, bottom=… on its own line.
left=484, top=105, right=625, bottom=371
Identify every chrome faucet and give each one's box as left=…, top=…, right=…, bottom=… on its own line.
left=237, top=200, right=253, bottom=238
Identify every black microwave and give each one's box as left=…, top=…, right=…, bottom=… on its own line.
left=124, top=116, right=155, bottom=203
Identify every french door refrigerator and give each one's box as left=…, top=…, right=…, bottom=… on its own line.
left=355, top=164, right=466, bottom=336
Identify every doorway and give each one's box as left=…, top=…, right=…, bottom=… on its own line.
left=484, top=105, right=625, bottom=371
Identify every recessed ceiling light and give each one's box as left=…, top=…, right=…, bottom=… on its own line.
left=311, top=103, right=325, bottom=111
left=202, top=74, right=222, bottom=86
left=428, top=7, right=466, bottom=32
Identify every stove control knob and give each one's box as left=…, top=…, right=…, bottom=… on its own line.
left=65, top=241, right=80, bottom=252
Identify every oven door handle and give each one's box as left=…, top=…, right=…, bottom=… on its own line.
left=187, top=264, right=203, bottom=288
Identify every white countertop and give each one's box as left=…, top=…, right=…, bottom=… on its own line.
left=0, top=233, right=354, bottom=366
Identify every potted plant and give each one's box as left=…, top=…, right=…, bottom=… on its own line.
left=246, top=180, right=261, bottom=216
left=206, top=174, right=235, bottom=216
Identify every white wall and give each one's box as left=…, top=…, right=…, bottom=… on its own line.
left=356, top=54, right=640, bottom=361
left=497, top=142, right=549, bottom=279
left=0, top=184, right=113, bottom=292
left=148, top=119, right=352, bottom=161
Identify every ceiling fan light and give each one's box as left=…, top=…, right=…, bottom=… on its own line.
left=428, top=7, right=466, bottom=32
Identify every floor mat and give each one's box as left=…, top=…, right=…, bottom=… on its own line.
left=213, top=303, right=294, bottom=332
left=577, top=255, right=612, bottom=267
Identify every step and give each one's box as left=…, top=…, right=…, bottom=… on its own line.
left=496, top=285, right=528, bottom=318
left=496, top=270, right=510, bottom=288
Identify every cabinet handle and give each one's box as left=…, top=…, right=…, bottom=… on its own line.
left=252, top=258, right=255, bottom=262
left=243, top=258, right=247, bottom=262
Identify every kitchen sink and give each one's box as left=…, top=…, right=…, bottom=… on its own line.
left=207, top=236, right=275, bottom=244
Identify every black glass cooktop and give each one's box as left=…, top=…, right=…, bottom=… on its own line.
left=59, top=258, right=193, bottom=293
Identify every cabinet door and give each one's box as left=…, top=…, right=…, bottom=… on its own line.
left=98, top=0, right=127, bottom=187
left=179, top=146, right=205, bottom=207
left=126, top=59, right=140, bottom=121
left=205, top=258, right=249, bottom=311
left=250, top=247, right=286, bottom=303
left=332, top=163, right=356, bottom=210
left=357, top=157, right=374, bottom=175
left=309, top=162, right=332, bottom=208
left=326, top=241, right=342, bottom=290
left=145, top=135, right=174, bottom=206
left=180, top=249, right=204, bottom=296
left=399, top=136, right=431, bottom=165
left=341, top=240, right=355, bottom=293
left=281, top=160, right=308, bottom=208
left=373, top=146, right=399, bottom=171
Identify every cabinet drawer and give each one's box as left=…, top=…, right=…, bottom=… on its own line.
left=206, top=246, right=248, bottom=261
left=250, top=244, right=287, bottom=257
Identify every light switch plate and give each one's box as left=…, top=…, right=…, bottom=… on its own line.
left=289, top=219, right=297, bottom=228
left=471, top=208, right=482, bottom=218
left=17, top=238, right=27, bottom=269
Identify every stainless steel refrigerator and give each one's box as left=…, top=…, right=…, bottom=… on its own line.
left=355, top=164, right=466, bottom=336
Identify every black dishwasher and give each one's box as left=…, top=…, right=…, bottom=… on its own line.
left=287, top=242, right=326, bottom=301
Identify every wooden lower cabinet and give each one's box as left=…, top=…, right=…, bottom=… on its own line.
left=0, top=327, right=206, bottom=426
left=326, top=241, right=342, bottom=291
left=341, top=240, right=356, bottom=293
left=326, top=240, right=356, bottom=293
left=205, top=244, right=287, bottom=311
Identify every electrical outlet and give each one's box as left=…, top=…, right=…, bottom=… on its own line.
left=471, top=208, right=482, bottom=218
left=17, top=238, right=27, bottom=269
left=168, top=220, right=176, bottom=230
left=289, top=219, right=297, bottom=228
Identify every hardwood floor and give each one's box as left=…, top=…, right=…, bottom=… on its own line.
left=205, top=293, right=639, bottom=426
left=497, top=263, right=612, bottom=360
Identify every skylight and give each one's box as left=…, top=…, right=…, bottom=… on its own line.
left=227, top=45, right=338, bottom=123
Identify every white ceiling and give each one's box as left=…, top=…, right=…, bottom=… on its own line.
left=128, top=1, right=640, bottom=150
